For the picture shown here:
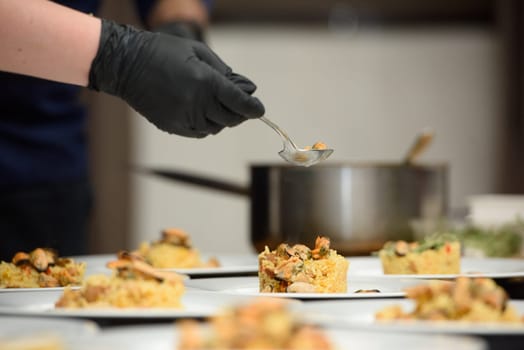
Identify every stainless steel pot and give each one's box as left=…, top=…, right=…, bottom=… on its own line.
left=141, top=161, right=448, bottom=256
left=250, top=162, right=448, bottom=255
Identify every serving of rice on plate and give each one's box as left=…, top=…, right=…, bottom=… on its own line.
left=136, top=228, right=219, bottom=269
left=0, top=248, right=85, bottom=288
left=258, top=236, right=349, bottom=293
left=55, top=252, right=185, bottom=308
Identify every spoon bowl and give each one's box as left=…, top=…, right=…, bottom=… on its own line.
left=278, top=147, right=334, bottom=167
left=260, top=117, right=334, bottom=167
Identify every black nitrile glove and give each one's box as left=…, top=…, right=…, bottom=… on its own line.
left=153, top=21, right=257, bottom=96
left=153, top=20, right=205, bottom=42
left=88, top=19, right=265, bottom=138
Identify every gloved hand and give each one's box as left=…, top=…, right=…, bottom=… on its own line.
left=88, top=19, right=265, bottom=138
left=153, top=20, right=205, bottom=42
left=152, top=20, right=257, bottom=96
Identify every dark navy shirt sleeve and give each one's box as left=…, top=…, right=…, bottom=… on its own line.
left=0, top=0, right=101, bottom=188
left=134, top=0, right=213, bottom=25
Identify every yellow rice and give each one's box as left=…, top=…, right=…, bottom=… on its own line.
left=138, top=242, right=203, bottom=268
left=258, top=244, right=349, bottom=293
left=379, top=241, right=461, bottom=275
left=0, top=261, right=85, bottom=288
left=55, top=273, right=185, bottom=308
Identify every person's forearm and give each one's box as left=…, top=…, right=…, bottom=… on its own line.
left=0, top=0, right=100, bottom=86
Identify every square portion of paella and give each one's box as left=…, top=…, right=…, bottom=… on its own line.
left=259, top=236, right=349, bottom=293
left=378, top=233, right=461, bottom=275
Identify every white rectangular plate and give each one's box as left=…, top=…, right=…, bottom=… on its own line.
left=185, top=276, right=430, bottom=299
left=347, top=256, right=524, bottom=279
left=70, top=253, right=258, bottom=277
left=0, top=316, right=99, bottom=339
left=0, top=289, right=258, bottom=319
left=301, top=298, right=524, bottom=335
left=0, top=286, right=81, bottom=293
left=163, top=254, right=258, bottom=276
left=71, top=323, right=485, bottom=350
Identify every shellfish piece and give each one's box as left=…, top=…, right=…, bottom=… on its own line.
left=161, top=228, right=192, bottom=247
left=12, top=252, right=30, bottom=265
left=29, top=248, right=51, bottom=272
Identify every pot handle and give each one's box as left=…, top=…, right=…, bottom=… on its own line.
left=134, top=166, right=250, bottom=196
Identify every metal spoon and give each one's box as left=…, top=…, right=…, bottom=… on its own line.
left=260, top=116, right=334, bottom=167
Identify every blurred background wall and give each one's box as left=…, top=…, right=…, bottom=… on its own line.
left=88, top=0, right=522, bottom=254
left=87, top=1, right=140, bottom=253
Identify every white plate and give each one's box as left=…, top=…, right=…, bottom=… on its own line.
left=0, top=315, right=99, bottom=338
left=0, top=254, right=96, bottom=292
left=68, top=254, right=115, bottom=276
left=71, top=253, right=258, bottom=277
left=164, top=254, right=258, bottom=276
left=301, top=298, right=524, bottom=336
left=348, top=256, right=524, bottom=279
left=185, top=276, right=429, bottom=299
left=0, top=289, right=259, bottom=319
left=0, top=286, right=81, bottom=293
left=72, top=323, right=486, bottom=350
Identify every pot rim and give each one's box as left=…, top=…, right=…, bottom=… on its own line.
left=249, top=161, right=449, bottom=169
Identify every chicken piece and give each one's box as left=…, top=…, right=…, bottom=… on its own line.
left=287, top=282, right=316, bottom=293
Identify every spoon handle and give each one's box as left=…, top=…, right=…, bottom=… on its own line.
left=404, top=129, right=434, bottom=164
left=260, top=117, right=299, bottom=149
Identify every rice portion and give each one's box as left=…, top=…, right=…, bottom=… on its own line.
left=55, top=274, right=184, bottom=308
left=137, top=228, right=219, bottom=268
left=0, top=249, right=85, bottom=288
left=55, top=254, right=185, bottom=308
left=178, top=298, right=334, bottom=349
left=378, top=235, right=460, bottom=275
left=376, top=277, right=523, bottom=323
left=0, top=262, right=41, bottom=288
left=138, top=242, right=203, bottom=268
left=259, top=236, right=349, bottom=293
